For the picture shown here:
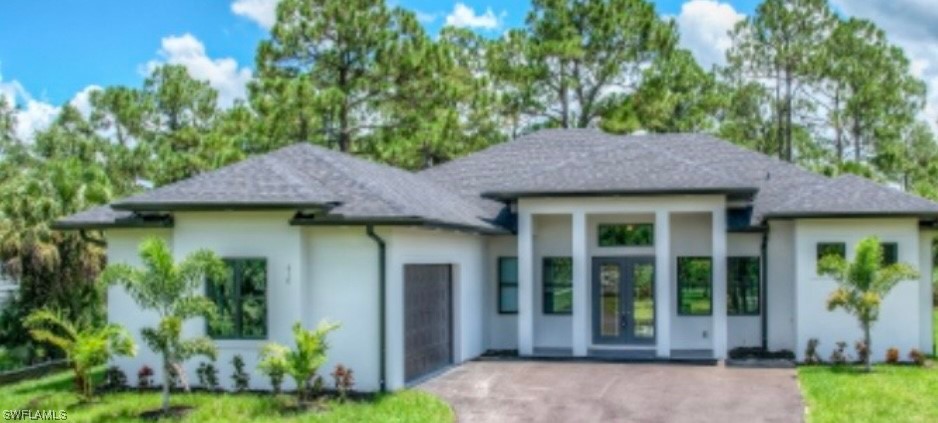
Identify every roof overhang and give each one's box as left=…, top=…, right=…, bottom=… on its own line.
left=764, top=211, right=938, bottom=220
left=481, top=188, right=758, bottom=201
left=52, top=214, right=175, bottom=231
left=289, top=213, right=509, bottom=235
left=111, top=201, right=338, bottom=212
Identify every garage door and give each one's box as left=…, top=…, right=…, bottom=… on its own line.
left=404, top=264, right=452, bottom=383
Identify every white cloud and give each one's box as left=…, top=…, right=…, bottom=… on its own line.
left=0, top=76, right=59, bottom=141
left=231, top=0, right=279, bottom=29
left=675, top=0, right=744, bottom=69
left=146, top=33, right=253, bottom=107
left=415, top=10, right=440, bottom=24
left=445, top=3, right=501, bottom=30
left=69, top=85, right=101, bottom=118
left=832, top=0, right=938, bottom=128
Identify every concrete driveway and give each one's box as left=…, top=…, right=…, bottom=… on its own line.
left=419, top=361, right=803, bottom=423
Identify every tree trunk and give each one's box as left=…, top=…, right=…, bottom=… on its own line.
left=863, top=322, right=872, bottom=372
left=162, top=356, right=171, bottom=412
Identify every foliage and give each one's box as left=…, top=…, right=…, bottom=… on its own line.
left=829, top=341, right=848, bottom=365
left=330, top=364, right=355, bottom=401
left=885, top=348, right=899, bottom=364
left=259, top=320, right=340, bottom=403
left=909, top=349, right=926, bottom=366
left=0, top=367, right=454, bottom=423
left=232, top=354, right=250, bottom=392
left=853, top=340, right=868, bottom=365
left=23, top=308, right=135, bottom=400
left=257, top=343, right=289, bottom=394
left=196, top=361, right=220, bottom=391
left=805, top=338, right=822, bottom=364
left=819, top=237, right=918, bottom=371
left=99, top=237, right=227, bottom=413
left=102, top=365, right=128, bottom=391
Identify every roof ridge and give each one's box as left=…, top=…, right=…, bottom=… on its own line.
left=617, top=134, right=750, bottom=187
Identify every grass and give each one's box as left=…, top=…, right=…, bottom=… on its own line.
left=0, top=368, right=453, bottom=423
left=799, top=365, right=938, bottom=423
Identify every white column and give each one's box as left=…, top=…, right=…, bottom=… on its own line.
left=711, top=207, right=728, bottom=359
left=572, top=212, right=589, bottom=356
left=654, top=210, right=671, bottom=358
left=919, top=231, right=935, bottom=353
left=518, top=212, right=534, bottom=356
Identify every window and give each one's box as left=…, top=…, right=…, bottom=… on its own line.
left=598, top=224, right=654, bottom=247
left=207, top=258, right=268, bottom=339
left=498, top=257, right=518, bottom=314
left=678, top=257, right=712, bottom=315
left=881, top=242, right=898, bottom=266
left=543, top=257, right=572, bottom=314
left=817, top=242, right=846, bottom=273
left=728, top=257, right=760, bottom=315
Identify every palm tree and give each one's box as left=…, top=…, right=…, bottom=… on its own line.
left=24, top=308, right=136, bottom=400
left=819, top=236, right=919, bottom=372
left=99, top=237, right=227, bottom=413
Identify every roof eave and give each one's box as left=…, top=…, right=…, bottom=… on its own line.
left=290, top=214, right=508, bottom=235
left=52, top=216, right=175, bottom=231
left=764, top=211, right=938, bottom=220
left=111, top=201, right=337, bottom=212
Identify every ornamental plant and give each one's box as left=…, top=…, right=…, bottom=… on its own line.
left=819, top=236, right=918, bottom=372
left=259, top=320, right=339, bottom=403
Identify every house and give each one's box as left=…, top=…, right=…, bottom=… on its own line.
left=56, top=129, right=938, bottom=391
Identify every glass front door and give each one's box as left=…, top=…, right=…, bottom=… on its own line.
left=592, top=257, right=655, bottom=344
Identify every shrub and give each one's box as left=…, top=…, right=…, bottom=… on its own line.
left=258, top=320, right=339, bottom=404
left=830, top=341, right=849, bottom=365
left=854, top=340, right=869, bottom=364
left=331, top=364, right=354, bottom=401
left=232, top=355, right=250, bottom=392
left=102, top=366, right=128, bottom=390
left=805, top=338, right=822, bottom=364
left=886, top=347, right=900, bottom=364
left=258, top=344, right=289, bottom=394
left=138, top=365, right=154, bottom=388
left=909, top=349, right=926, bottom=366
left=197, top=362, right=220, bottom=391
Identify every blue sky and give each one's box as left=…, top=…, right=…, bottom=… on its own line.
left=0, top=0, right=934, bottom=139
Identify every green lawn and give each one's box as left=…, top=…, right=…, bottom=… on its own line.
left=0, top=369, right=453, bottom=423
left=799, top=365, right=938, bottom=423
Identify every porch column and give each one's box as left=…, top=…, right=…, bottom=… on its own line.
left=711, top=207, right=728, bottom=359
left=654, top=211, right=671, bottom=358
left=518, top=211, right=534, bottom=355
left=572, top=212, right=589, bottom=356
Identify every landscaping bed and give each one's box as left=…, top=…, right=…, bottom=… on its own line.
left=0, top=369, right=454, bottom=422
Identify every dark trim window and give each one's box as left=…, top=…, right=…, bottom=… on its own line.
left=881, top=242, right=898, bottom=266
left=728, top=257, right=760, bottom=315
left=598, top=223, right=654, bottom=247
left=498, top=257, right=518, bottom=314
left=678, top=257, right=712, bottom=316
left=817, top=242, right=846, bottom=273
left=207, top=258, right=268, bottom=339
left=543, top=257, right=572, bottom=314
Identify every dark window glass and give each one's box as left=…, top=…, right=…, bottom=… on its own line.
left=678, top=257, right=712, bottom=316
left=881, top=243, right=898, bottom=266
left=498, top=257, right=518, bottom=314
left=728, top=257, right=760, bottom=315
left=543, top=257, right=573, bottom=314
left=207, top=258, right=268, bottom=339
left=598, top=224, right=654, bottom=247
left=817, top=242, right=846, bottom=273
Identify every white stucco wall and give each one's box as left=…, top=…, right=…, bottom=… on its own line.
left=487, top=235, right=518, bottom=350
left=532, top=214, right=573, bottom=349
left=794, top=218, right=924, bottom=361
left=669, top=213, right=713, bottom=350
left=766, top=220, right=796, bottom=352
left=304, top=226, right=383, bottom=391
left=385, top=227, right=486, bottom=390
left=728, top=232, right=763, bottom=348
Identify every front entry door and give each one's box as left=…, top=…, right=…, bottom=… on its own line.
left=592, top=257, right=655, bottom=345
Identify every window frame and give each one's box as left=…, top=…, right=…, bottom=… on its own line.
left=727, top=256, right=760, bottom=316
left=597, top=223, right=655, bottom=247
left=497, top=256, right=518, bottom=314
left=880, top=242, right=898, bottom=266
left=816, top=242, right=846, bottom=274
left=677, top=256, right=713, bottom=316
left=206, top=257, right=269, bottom=340
left=542, top=256, right=573, bottom=315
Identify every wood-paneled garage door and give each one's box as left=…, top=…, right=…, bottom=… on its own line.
left=404, top=264, right=452, bottom=383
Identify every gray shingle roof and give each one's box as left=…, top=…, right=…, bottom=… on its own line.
left=58, top=144, right=504, bottom=233
left=58, top=129, right=938, bottom=232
